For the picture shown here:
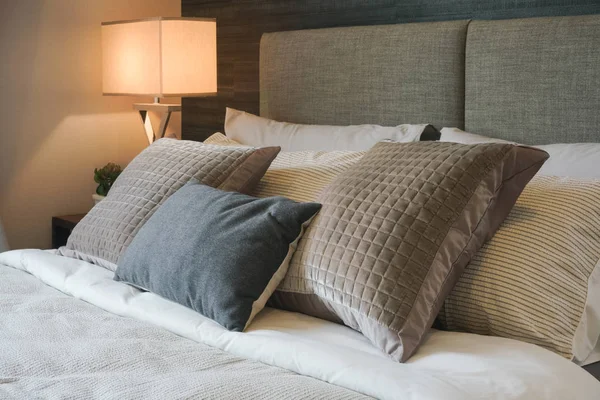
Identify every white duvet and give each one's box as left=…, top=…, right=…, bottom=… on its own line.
left=1, top=249, right=599, bottom=400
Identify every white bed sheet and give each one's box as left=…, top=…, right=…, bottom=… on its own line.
left=1, top=249, right=599, bottom=400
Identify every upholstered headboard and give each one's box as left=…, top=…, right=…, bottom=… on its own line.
left=465, top=16, right=600, bottom=144
left=260, top=21, right=468, bottom=130
left=259, top=14, right=600, bottom=144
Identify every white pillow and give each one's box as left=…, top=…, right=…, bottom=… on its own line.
left=440, top=127, right=600, bottom=178
left=439, top=127, right=513, bottom=144
left=535, top=143, right=600, bottom=178
left=225, top=108, right=437, bottom=152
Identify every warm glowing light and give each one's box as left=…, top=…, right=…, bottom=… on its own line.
left=101, top=17, right=217, bottom=97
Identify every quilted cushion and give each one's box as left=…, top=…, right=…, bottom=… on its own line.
left=270, top=141, right=548, bottom=361
left=58, top=139, right=279, bottom=270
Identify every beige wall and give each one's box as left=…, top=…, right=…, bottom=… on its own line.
left=0, top=0, right=181, bottom=250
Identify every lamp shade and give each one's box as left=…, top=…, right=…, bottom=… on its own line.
left=101, top=17, right=217, bottom=97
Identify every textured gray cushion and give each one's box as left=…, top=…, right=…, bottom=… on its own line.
left=115, top=181, right=321, bottom=331
left=465, top=15, right=600, bottom=144
left=271, top=141, right=548, bottom=362
left=59, top=139, right=279, bottom=270
left=260, top=20, right=468, bottom=129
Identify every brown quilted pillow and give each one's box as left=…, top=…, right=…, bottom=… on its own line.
left=271, top=141, right=548, bottom=361
left=59, top=138, right=279, bottom=270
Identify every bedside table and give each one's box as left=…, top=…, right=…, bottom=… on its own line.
left=52, top=214, right=86, bottom=248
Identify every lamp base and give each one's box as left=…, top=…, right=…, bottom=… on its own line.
left=133, top=102, right=182, bottom=144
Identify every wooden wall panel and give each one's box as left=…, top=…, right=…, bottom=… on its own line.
left=181, top=0, right=600, bottom=141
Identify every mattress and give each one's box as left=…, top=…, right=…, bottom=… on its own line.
left=1, top=249, right=599, bottom=399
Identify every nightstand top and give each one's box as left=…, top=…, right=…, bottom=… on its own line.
left=52, top=214, right=86, bottom=229
left=52, top=214, right=86, bottom=249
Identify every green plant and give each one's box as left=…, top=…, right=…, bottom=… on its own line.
left=94, top=163, right=122, bottom=196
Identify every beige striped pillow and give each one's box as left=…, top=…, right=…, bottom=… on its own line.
left=204, top=132, right=242, bottom=147
left=206, top=133, right=600, bottom=361
left=439, top=175, right=600, bottom=363
left=205, top=133, right=364, bottom=202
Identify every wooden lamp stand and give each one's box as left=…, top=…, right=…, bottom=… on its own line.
left=133, top=98, right=182, bottom=144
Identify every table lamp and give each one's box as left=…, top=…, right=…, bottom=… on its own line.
left=101, top=17, right=217, bottom=143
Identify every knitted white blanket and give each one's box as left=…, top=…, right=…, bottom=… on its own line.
left=1, top=249, right=598, bottom=399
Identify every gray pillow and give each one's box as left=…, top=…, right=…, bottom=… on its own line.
left=59, top=139, right=280, bottom=270
left=114, top=181, right=321, bottom=331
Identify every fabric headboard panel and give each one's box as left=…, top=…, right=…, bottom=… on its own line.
left=260, top=21, right=468, bottom=129
left=465, top=15, right=600, bottom=144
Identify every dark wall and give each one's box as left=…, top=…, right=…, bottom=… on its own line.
left=181, top=0, right=600, bottom=141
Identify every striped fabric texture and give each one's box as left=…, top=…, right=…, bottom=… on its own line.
left=204, top=133, right=364, bottom=202
left=439, top=176, right=600, bottom=362
left=204, top=132, right=242, bottom=147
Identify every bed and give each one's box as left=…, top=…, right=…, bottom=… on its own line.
left=2, top=14, right=600, bottom=400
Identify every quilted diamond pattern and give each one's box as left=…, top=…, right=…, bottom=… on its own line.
left=60, top=139, right=264, bottom=269
left=274, top=141, right=548, bottom=361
